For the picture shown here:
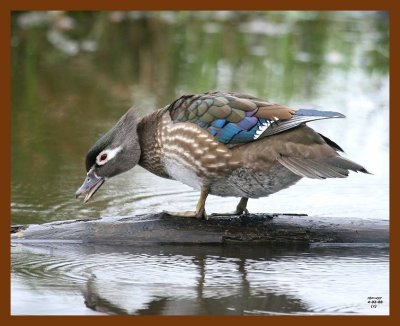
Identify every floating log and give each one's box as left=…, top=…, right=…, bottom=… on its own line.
left=11, top=213, right=389, bottom=245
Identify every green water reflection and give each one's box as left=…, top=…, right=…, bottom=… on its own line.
left=11, top=11, right=389, bottom=225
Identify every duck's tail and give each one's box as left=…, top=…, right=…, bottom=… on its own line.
left=277, top=154, right=371, bottom=179
left=255, top=108, right=345, bottom=139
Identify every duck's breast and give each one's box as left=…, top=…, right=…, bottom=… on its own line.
left=159, top=115, right=241, bottom=185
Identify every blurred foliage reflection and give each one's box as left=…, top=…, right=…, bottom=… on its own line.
left=11, top=11, right=389, bottom=224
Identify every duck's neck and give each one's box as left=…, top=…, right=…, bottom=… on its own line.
left=137, top=110, right=170, bottom=179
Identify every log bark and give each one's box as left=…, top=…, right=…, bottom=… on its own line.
left=11, top=213, right=388, bottom=245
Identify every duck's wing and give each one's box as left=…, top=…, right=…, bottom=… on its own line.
left=167, top=91, right=344, bottom=145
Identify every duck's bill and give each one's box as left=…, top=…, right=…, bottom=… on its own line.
left=75, top=170, right=105, bottom=203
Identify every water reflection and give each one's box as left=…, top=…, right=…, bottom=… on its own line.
left=11, top=243, right=389, bottom=315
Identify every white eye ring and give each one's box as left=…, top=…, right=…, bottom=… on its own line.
left=96, top=146, right=123, bottom=166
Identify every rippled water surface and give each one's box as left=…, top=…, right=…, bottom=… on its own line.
left=11, top=11, right=389, bottom=315
left=12, top=243, right=389, bottom=315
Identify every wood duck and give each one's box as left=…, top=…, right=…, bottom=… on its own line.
left=76, top=91, right=369, bottom=219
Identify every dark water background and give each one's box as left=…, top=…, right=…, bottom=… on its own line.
left=11, top=11, right=389, bottom=315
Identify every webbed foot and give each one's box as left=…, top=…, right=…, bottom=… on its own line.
left=163, top=187, right=209, bottom=220
left=163, top=209, right=208, bottom=220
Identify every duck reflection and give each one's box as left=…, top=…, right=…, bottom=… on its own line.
left=82, top=249, right=310, bottom=315
left=12, top=243, right=388, bottom=315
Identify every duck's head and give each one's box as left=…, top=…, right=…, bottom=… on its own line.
left=75, top=109, right=141, bottom=203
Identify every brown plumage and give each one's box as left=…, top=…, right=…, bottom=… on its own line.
left=76, top=91, right=370, bottom=218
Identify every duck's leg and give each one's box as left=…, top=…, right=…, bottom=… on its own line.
left=211, top=197, right=249, bottom=216
left=164, top=187, right=209, bottom=219
left=235, top=197, right=249, bottom=214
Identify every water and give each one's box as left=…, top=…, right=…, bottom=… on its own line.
left=11, top=243, right=389, bottom=315
left=11, top=11, right=389, bottom=315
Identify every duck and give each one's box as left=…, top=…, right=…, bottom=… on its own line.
left=75, top=91, right=370, bottom=219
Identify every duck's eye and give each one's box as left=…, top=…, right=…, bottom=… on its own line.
left=100, top=153, right=107, bottom=161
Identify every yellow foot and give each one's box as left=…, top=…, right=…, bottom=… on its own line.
left=163, top=210, right=208, bottom=220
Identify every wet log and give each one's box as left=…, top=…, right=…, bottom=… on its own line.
left=11, top=213, right=388, bottom=245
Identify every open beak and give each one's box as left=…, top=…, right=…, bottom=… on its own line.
left=75, top=169, right=105, bottom=203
